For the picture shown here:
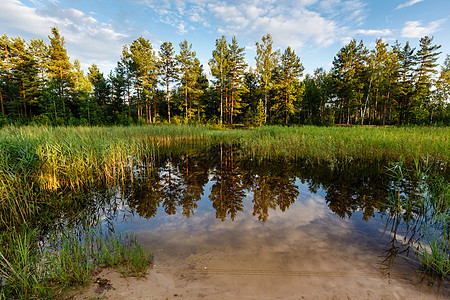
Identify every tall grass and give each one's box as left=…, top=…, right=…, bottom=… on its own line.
left=0, top=226, right=152, bottom=299
left=238, top=126, right=450, bottom=165
left=386, top=160, right=449, bottom=277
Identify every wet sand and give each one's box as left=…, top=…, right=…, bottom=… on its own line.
left=75, top=239, right=449, bottom=300
left=75, top=194, right=449, bottom=299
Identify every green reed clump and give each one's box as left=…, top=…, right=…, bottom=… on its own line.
left=238, top=126, right=450, bottom=165
left=96, top=232, right=152, bottom=278
left=386, top=160, right=449, bottom=277
left=0, top=226, right=153, bottom=299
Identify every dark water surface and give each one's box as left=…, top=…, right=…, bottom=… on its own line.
left=94, top=144, right=449, bottom=298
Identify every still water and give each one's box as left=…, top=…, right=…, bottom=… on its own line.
left=94, top=144, right=449, bottom=299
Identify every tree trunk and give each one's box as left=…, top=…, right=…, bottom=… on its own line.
left=220, top=85, right=223, bottom=124
left=0, top=86, right=4, bottom=115
left=166, top=75, right=171, bottom=123
left=285, top=91, right=288, bottom=125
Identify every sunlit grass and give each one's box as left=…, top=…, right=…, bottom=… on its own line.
left=239, top=126, right=450, bottom=164
left=0, top=226, right=152, bottom=299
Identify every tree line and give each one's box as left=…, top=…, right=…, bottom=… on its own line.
left=1, top=27, right=449, bottom=126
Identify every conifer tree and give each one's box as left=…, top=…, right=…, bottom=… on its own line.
left=272, top=47, right=304, bottom=125
left=227, top=36, right=247, bottom=125
left=412, top=36, right=441, bottom=123
left=256, top=34, right=279, bottom=122
left=332, top=39, right=368, bottom=124
left=176, top=40, right=197, bottom=120
left=88, top=64, right=109, bottom=106
left=47, top=26, right=73, bottom=118
left=432, top=54, right=450, bottom=124
left=128, top=37, right=158, bottom=123
left=209, top=36, right=229, bottom=124
left=395, top=41, right=416, bottom=124
left=159, top=42, right=178, bottom=123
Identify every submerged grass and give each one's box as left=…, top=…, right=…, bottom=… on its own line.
left=0, top=226, right=152, bottom=299
left=387, top=160, right=449, bottom=278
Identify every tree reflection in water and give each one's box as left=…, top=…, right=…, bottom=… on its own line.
left=75, top=143, right=447, bottom=287
left=123, top=143, right=391, bottom=222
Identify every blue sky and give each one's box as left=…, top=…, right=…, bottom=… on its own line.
left=1, top=0, right=449, bottom=77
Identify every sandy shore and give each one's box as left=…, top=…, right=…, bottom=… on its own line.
left=75, top=190, right=449, bottom=299
left=74, top=248, right=449, bottom=299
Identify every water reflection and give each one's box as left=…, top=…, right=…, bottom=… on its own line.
left=123, top=144, right=389, bottom=223
left=72, top=143, right=448, bottom=297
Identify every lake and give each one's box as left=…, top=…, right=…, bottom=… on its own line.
left=79, top=144, right=449, bottom=299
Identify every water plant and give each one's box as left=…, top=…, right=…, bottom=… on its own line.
left=0, top=225, right=153, bottom=299
left=386, top=159, right=449, bottom=278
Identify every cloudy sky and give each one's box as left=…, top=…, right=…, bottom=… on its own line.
left=1, top=0, right=449, bottom=76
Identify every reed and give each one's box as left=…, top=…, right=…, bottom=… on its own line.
left=238, top=126, right=450, bottom=165
left=0, top=226, right=153, bottom=299
left=386, top=160, right=449, bottom=277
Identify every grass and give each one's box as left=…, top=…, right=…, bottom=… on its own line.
left=386, top=159, right=449, bottom=277
left=0, top=225, right=152, bottom=299
left=238, top=126, right=450, bottom=164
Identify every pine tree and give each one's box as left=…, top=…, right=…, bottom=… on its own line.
left=256, top=34, right=279, bottom=122
left=88, top=64, right=109, bottom=106
left=176, top=40, right=197, bottom=121
left=395, top=41, right=417, bottom=124
left=362, top=38, right=390, bottom=124
left=159, top=42, right=178, bottom=123
left=255, top=98, right=265, bottom=127
left=47, top=27, right=73, bottom=118
left=227, top=36, right=247, bottom=125
left=412, top=36, right=441, bottom=123
left=72, top=59, right=93, bottom=123
left=0, top=34, right=13, bottom=117
left=110, top=64, right=128, bottom=123
left=209, top=36, right=229, bottom=124
left=128, top=37, right=158, bottom=123
left=272, top=47, right=304, bottom=125
left=432, top=54, right=450, bottom=124
left=191, top=59, right=208, bottom=122
left=332, top=39, right=368, bottom=124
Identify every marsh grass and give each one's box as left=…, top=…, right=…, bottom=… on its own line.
left=0, top=226, right=152, bottom=299
left=386, top=160, right=449, bottom=277
left=239, top=126, right=450, bottom=165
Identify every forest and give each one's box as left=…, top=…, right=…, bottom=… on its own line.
left=0, top=27, right=449, bottom=126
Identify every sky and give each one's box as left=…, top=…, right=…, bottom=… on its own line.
left=1, top=0, right=449, bottom=77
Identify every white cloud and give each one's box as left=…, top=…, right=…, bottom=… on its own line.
left=0, top=0, right=132, bottom=73
left=206, top=1, right=346, bottom=50
left=177, top=23, right=187, bottom=35
left=0, top=0, right=58, bottom=36
left=401, top=19, right=445, bottom=38
left=396, top=0, right=424, bottom=10
left=354, top=29, right=393, bottom=36
left=138, top=0, right=366, bottom=52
